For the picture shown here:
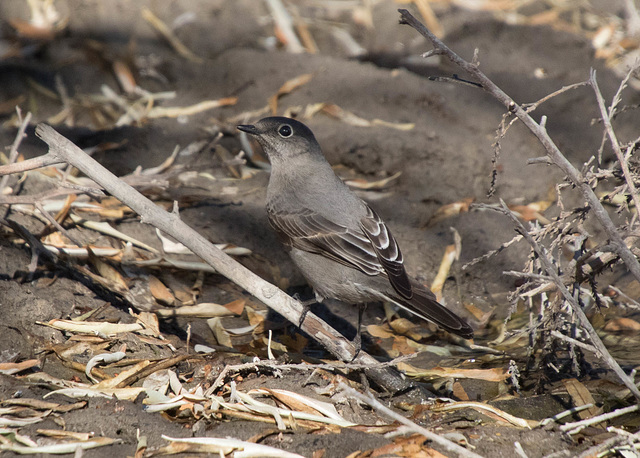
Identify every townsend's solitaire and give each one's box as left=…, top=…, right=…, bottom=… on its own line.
left=237, top=117, right=473, bottom=342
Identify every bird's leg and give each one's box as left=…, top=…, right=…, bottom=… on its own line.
left=351, top=303, right=368, bottom=361
left=292, top=293, right=317, bottom=329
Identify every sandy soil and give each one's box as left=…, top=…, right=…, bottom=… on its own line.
left=0, top=0, right=639, bottom=456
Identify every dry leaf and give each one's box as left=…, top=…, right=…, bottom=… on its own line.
left=256, top=388, right=345, bottom=419
left=391, top=335, right=416, bottom=357
left=426, top=198, right=474, bottom=225
left=431, top=244, right=457, bottom=301
left=37, top=429, right=93, bottom=441
left=44, top=386, right=146, bottom=401
left=246, top=306, right=267, bottom=334
left=2, top=398, right=86, bottom=413
left=464, top=302, right=493, bottom=324
left=94, top=361, right=152, bottom=389
left=388, top=318, right=419, bottom=335
left=367, top=324, right=395, bottom=339
left=0, top=437, right=119, bottom=455
left=388, top=318, right=432, bottom=341
left=208, top=317, right=233, bottom=348
left=269, top=73, right=313, bottom=115
left=9, top=19, right=56, bottom=40
left=113, top=59, right=137, bottom=94
left=148, top=97, right=238, bottom=118
left=280, top=333, right=308, bottom=353
left=369, top=434, right=446, bottom=458
left=156, top=302, right=238, bottom=319
left=0, top=359, right=39, bottom=375
left=345, top=171, right=402, bottom=190
left=88, top=249, right=129, bottom=292
left=41, top=319, right=144, bottom=336
left=433, top=401, right=538, bottom=428
left=158, top=436, right=304, bottom=458
left=398, top=363, right=510, bottom=382
left=135, top=311, right=161, bottom=336
left=509, top=199, right=553, bottom=224
left=148, top=276, right=175, bottom=306
left=452, top=381, right=470, bottom=401
left=223, top=299, right=246, bottom=316
left=321, top=104, right=414, bottom=130
left=561, top=378, right=602, bottom=420
left=85, top=351, right=126, bottom=384
left=603, top=317, right=640, bottom=331
left=54, top=193, right=76, bottom=224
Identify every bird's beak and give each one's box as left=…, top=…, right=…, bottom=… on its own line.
left=237, top=124, right=258, bottom=135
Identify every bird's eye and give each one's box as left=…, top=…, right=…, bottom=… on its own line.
left=278, top=125, right=293, bottom=138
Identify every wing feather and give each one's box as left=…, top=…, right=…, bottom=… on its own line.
left=359, top=207, right=413, bottom=299
left=267, top=202, right=414, bottom=299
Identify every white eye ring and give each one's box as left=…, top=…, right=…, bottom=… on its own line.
left=278, top=124, right=293, bottom=138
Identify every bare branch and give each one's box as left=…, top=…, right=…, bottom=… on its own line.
left=499, top=199, right=640, bottom=401
left=0, top=111, right=32, bottom=193
left=590, top=69, right=640, bottom=223
left=398, top=8, right=640, bottom=286
left=0, top=153, right=65, bottom=176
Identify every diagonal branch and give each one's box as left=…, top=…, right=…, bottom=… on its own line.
left=398, top=8, right=640, bottom=284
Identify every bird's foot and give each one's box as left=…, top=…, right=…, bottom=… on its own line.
left=293, top=293, right=316, bottom=329
left=350, top=333, right=362, bottom=362
left=350, top=303, right=367, bottom=362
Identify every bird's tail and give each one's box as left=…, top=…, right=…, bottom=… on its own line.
left=357, top=282, right=474, bottom=339
left=388, top=282, right=474, bottom=339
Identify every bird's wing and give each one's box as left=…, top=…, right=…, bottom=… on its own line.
left=359, top=206, right=413, bottom=299
left=267, top=203, right=413, bottom=299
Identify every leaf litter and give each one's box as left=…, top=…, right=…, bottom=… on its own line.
left=1, top=1, right=640, bottom=457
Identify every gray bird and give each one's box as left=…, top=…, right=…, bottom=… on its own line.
left=237, top=117, right=473, bottom=352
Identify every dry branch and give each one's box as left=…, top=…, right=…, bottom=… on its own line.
left=27, top=124, right=418, bottom=395
left=398, top=8, right=640, bottom=285
left=497, top=200, right=640, bottom=400
left=590, top=69, right=640, bottom=223
left=397, top=9, right=640, bottom=401
left=0, top=111, right=32, bottom=194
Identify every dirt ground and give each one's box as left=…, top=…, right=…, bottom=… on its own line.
left=1, top=0, right=640, bottom=457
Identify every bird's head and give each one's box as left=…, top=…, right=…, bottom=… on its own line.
left=237, top=117, right=321, bottom=162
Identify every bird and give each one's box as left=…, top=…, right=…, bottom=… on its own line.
left=237, top=117, right=473, bottom=354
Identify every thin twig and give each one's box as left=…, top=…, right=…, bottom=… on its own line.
left=559, top=404, right=639, bottom=434
left=590, top=69, right=640, bottom=223
left=265, top=0, right=304, bottom=53
left=0, top=153, right=65, bottom=176
left=576, top=434, right=636, bottom=458
left=0, top=111, right=32, bottom=193
left=550, top=330, right=597, bottom=354
left=204, top=353, right=419, bottom=396
left=338, top=383, right=483, bottom=458
left=503, top=271, right=553, bottom=282
left=0, top=187, right=101, bottom=205
left=35, top=202, right=83, bottom=247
